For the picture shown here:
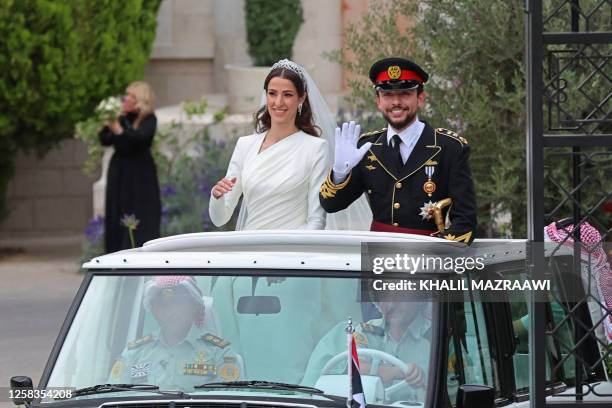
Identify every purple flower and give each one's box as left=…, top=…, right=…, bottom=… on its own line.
left=197, top=182, right=211, bottom=196
left=85, top=216, right=104, bottom=245
left=161, top=206, right=170, bottom=227
left=161, top=184, right=177, bottom=197
left=202, top=211, right=212, bottom=230
left=201, top=211, right=214, bottom=230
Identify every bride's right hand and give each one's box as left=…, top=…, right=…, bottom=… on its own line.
left=212, top=177, right=237, bottom=199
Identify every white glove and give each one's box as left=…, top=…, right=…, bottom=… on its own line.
left=332, top=121, right=372, bottom=175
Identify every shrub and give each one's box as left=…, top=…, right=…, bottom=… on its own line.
left=155, top=115, right=240, bottom=236
left=244, top=0, right=304, bottom=66
left=0, top=0, right=161, bottom=220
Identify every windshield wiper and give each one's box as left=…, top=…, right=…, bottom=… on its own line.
left=67, top=383, right=190, bottom=399
left=196, top=380, right=345, bottom=403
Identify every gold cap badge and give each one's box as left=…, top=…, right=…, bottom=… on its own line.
left=387, top=65, right=401, bottom=80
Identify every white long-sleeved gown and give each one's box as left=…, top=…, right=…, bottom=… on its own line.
left=207, top=131, right=361, bottom=384
left=209, top=131, right=329, bottom=230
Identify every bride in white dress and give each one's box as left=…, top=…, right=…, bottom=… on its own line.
left=207, top=60, right=370, bottom=384
left=209, top=60, right=329, bottom=230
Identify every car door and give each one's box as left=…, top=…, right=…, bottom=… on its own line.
left=445, top=257, right=609, bottom=407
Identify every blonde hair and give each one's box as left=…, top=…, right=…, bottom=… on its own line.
left=126, top=81, right=155, bottom=127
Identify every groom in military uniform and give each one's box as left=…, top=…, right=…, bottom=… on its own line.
left=320, top=58, right=476, bottom=243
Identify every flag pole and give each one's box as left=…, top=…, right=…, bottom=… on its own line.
left=346, top=316, right=354, bottom=408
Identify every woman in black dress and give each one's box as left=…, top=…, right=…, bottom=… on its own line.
left=99, top=81, right=161, bottom=253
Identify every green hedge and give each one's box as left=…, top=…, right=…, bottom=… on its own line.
left=245, top=0, right=303, bottom=66
left=0, top=0, right=161, bottom=220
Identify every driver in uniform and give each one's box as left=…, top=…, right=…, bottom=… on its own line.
left=302, top=301, right=431, bottom=401
left=108, top=276, right=241, bottom=390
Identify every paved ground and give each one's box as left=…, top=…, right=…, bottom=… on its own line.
left=0, top=237, right=84, bottom=407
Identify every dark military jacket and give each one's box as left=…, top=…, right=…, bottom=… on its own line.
left=319, top=123, right=476, bottom=243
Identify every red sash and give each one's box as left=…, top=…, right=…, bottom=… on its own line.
left=371, top=221, right=436, bottom=236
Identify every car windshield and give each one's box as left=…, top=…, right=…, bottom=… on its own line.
left=46, top=272, right=435, bottom=406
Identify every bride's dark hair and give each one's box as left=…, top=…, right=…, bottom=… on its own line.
left=254, top=67, right=321, bottom=137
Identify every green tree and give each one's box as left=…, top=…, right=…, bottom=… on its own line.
left=245, top=0, right=303, bottom=66
left=0, top=0, right=161, bottom=220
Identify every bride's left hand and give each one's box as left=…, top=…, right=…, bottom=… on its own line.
left=212, top=177, right=237, bottom=199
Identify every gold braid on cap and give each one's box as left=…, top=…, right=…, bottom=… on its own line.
left=271, top=59, right=307, bottom=91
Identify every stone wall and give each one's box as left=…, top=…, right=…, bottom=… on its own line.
left=150, top=0, right=353, bottom=107
left=0, top=140, right=94, bottom=240
left=145, top=0, right=216, bottom=107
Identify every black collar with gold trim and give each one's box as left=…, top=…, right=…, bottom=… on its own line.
left=366, top=123, right=441, bottom=181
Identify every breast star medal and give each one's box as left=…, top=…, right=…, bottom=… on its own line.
left=419, top=201, right=436, bottom=220
left=130, top=362, right=151, bottom=378
left=423, top=165, right=436, bottom=197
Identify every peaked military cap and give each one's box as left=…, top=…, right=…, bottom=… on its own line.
left=369, top=57, right=429, bottom=91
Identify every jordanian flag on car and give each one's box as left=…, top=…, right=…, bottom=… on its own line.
left=348, top=332, right=366, bottom=408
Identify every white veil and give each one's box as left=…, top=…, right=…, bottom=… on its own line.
left=238, top=60, right=372, bottom=231
left=301, top=66, right=373, bottom=230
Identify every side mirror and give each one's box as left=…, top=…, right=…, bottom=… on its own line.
left=10, top=376, right=34, bottom=406
left=455, top=384, right=495, bottom=408
left=237, top=296, right=281, bottom=315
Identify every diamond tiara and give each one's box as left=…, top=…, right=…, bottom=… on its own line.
left=270, top=59, right=307, bottom=90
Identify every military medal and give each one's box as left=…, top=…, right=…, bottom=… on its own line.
left=419, top=201, right=436, bottom=220
left=423, top=165, right=436, bottom=197
left=183, top=362, right=216, bottom=376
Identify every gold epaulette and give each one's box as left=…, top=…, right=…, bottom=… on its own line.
left=320, top=170, right=352, bottom=199
left=359, top=127, right=387, bottom=139
left=436, top=128, right=468, bottom=145
left=127, top=334, right=154, bottom=350
left=201, top=333, right=230, bottom=348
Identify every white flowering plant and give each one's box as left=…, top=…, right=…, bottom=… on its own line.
left=95, top=96, right=122, bottom=122
left=75, top=96, right=122, bottom=176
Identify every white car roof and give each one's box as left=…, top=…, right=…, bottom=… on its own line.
left=83, top=230, right=529, bottom=271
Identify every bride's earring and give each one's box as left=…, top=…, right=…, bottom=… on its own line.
left=298, top=103, right=303, bottom=116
